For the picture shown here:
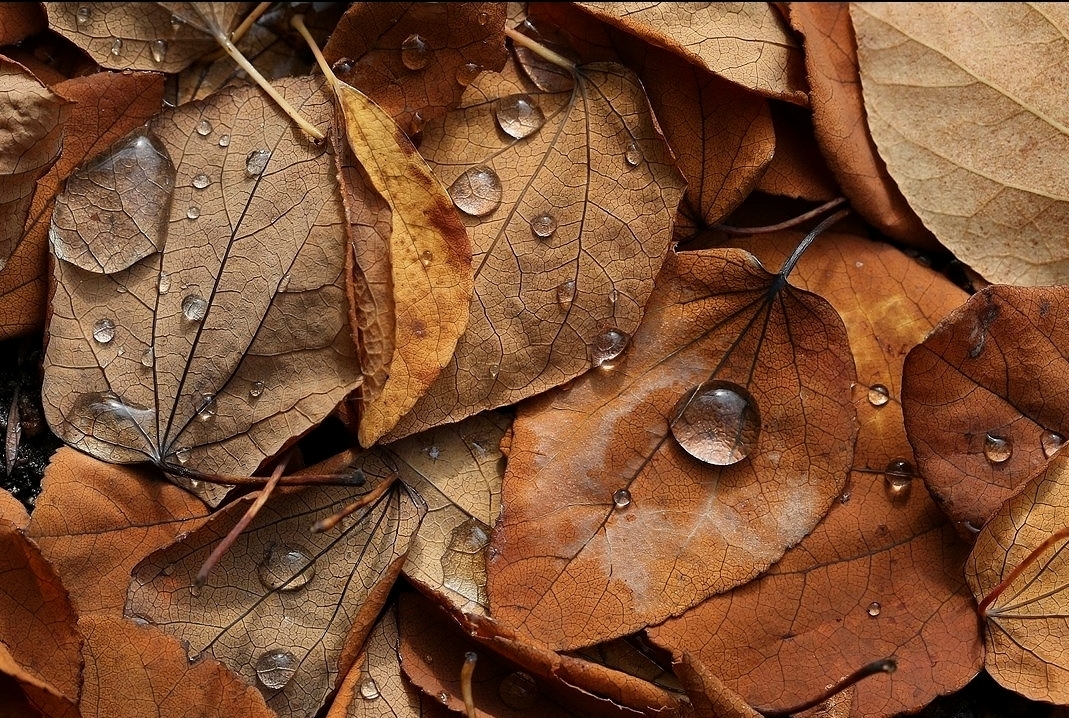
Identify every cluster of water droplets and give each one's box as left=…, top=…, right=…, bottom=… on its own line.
left=75, top=6, right=191, bottom=65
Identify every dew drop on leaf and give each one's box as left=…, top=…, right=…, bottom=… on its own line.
left=186, top=206, right=200, bottom=220
left=499, top=671, right=539, bottom=710
left=76, top=5, right=91, bottom=25
left=556, top=280, right=575, bottom=309
left=867, top=601, right=881, bottom=617
left=477, top=10, right=490, bottom=26
left=92, top=318, right=116, bottom=344
left=867, top=383, right=890, bottom=407
left=150, top=39, right=167, bottom=64
left=359, top=677, right=380, bottom=700
left=255, top=649, right=299, bottom=690
left=196, top=393, right=216, bottom=421
left=110, top=37, right=122, bottom=56
left=624, top=140, right=642, bottom=167
left=448, top=166, right=502, bottom=217
left=488, top=364, right=499, bottom=379
left=494, top=94, right=546, bottom=140
left=249, top=381, right=265, bottom=399
left=1041, top=430, right=1065, bottom=458
left=277, top=273, right=291, bottom=292
left=438, top=691, right=449, bottom=704
left=456, top=62, right=482, bottom=86
left=257, top=544, right=315, bottom=591
left=140, top=346, right=153, bottom=368
left=420, top=250, right=433, bottom=267
left=127, top=613, right=153, bottom=626
left=400, top=33, right=429, bottom=70
left=883, top=457, right=914, bottom=502
left=182, top=294, right=207, bottom=322
left=195, top=119, right=212, bottom=136
left=218, top=134, right=230, bottom=147
left=191, top=172, right=210, bottom=189
left=332, top=57, right=353, bottom=74
left=590, top=327, right=629, bottom=369
left=670, top=380, right=761, bottom=466
left=530, top=212, right=557, bottom=239
left=612, top=488, right=631, bottom=509
left=157, top=271, right=170, bottom=294
left=244, top=149, right=271, bottom=178
left=984, top=433, right=1012, bottom=463
left=174, top=447, right=191, bottom=464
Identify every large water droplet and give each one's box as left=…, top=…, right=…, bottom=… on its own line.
left=182, top=294, right=207, bottom=322
left=556, top=280, right=576, bottom=309
left=883, top=458, right=913, bottom=502
left=245, top=149, right=271, bottom=178
left=218, top=134, right=231, bottom=147
left=255, top=649, right=299, bottom=690
left=332, top=57, right=353, bottom=74
left=420, top=250, right=433, bottom=267
left=530, top=212, right=557, bottom=238
left=456, top=62, right=481, bottom=86
left=186, top=206, right=200, bottom=220
left=157, top=271, right=170, bottom=294
left=359, top=677, right=380, bottom=700
left=671, top=380, right=761, bottom=466
left=50, top=131, right=175, bottom=274
left=867, top=601, right=881, bottom=617
left=612, top=488, right=631, bottom=509
left=590, top=328, right=629, bottom=368
left=258, top=544, right=315, bottom=591
left=195, top=119, right=211, bottom=136
left=494, top=94, right=546, bottom=139
left=449, top=166, right=502, bottom=217
left=110, top=37, right=123, bottom=56
left=499, top=671, right=539, bottom=710
left=249, top=381, right=265, bottom=399
left=400, top=34, right=429, bottom=70
left=191, top=173, right=210, bottom=189
left=150, top=39, right=167, bottom=64
left=196, top=393, right=216, bottom=421
left=1042, top=430, right=1066, bottom=458
left=984, top=433, right=1012, bottom=463
left=867, top=384, right=890, bottom=407
left=93, top=318, right=116, bottom=344
left=76, top=6, right=91, bottom=25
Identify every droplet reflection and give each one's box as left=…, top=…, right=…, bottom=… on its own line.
left=671, top=380, right=761, bottom=466
left=984, top=433, right=1012, bottom=464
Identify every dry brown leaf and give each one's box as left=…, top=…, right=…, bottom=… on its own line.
left=0, top=2, right=46, bottom=44
left=966, top=452, right=1069, bottom=704
left=787, top=3, right=935, bottom=248
left=0, top=641, right=78, bottom=718
left=0, top=486, right=29, bottom=527
left=571, top=1, right=808, bottom=104
left=487, top=246, right=855, bottom=650
left=385, top=57, right=686, bottom=440
left=852, top=3, right=1069, bottom=283
left=1, top=69, right=164, bottom=341
left=27, top=446, right=212, bottom=616
left=79, top=614, right=275, bottom=718
left=125, top=474, right=424, bottom=718
left=671, top=652, right=761, bottom=718
left=902, top=285, right=1069, bottom=530
left=323, top=2, right=509, bottom=135
left=753, top=103, right=840, bottom=202
left=42, top=76, right=361, bottom=503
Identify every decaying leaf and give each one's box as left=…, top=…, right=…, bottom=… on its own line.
left=42, top=76, right=362, bottom=502
left=852, top=3, right=1069, bottom=284
left=385, top=54, right=686, bottom=440
left=0, top=486, right=28, bottom=526
left=966, top=452, right=1069, bottom=705
left=671, top=652, right=761, bottom=718
left=488, top=246, right=856, bottom=650
left=0, top=2, right=46, bottom=45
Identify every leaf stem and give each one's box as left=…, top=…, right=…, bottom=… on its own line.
left=291, top=14, right=339, bottom=91
left=715, top=197, right=848, bottom=235
left=778, top=207, right=851, bottom=279
left=503, top=26, right=576, bottom=71
left=758, top=657, right=896, bottom=717
left=460, top=652, right=478, bottom=718
left=310, top=473, right=397, bottom=533
left=229, top=1, right=272, bottom=45
left=978, top=525, right=1069, bottom=617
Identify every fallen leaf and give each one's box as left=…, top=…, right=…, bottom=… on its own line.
left=385, top=56, right=686, bottom=440
left=41, top=76, right=362, bottom=501
left=79, top=614, right=275, bottom=718
left=902, top=285, right=1069, bottom=529
left=852, top=3, right=1069, bottom=284
left=671, top=652, right=761, bottom=718
left=0, top=2, right=46, bottom=44
left=0, top=486, right=28, bottom=526
left=488, top=246, right=856, bottom=649
left=754, top=103, right=840, bottom=202
left=0, top=641, right=78, bottom=718
left=965, top=452, right=1069, bottom=704
left=125, top=475, right=424, bottom=718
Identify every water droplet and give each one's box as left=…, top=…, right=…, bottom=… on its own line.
left=883, top=458, right=914, bottom=502
left=488, top=364, right=500, bottom=379
left=984, top=433, right=1012, bottom=463
left=76, top=6, right=91, bottom=25
left=175, top=447, right=191, bottom=465
left=191, top=173, right=210, bottom=189
left=157, top=271, right=170, bottom=294
left=128, top=613, right=153, bottom=626
left=258, top=544, right=315, bottom=591
left=332, top=57, right=353, bottom=74
left=195, top=119, right=211, bottom=136
left=612, top=488, right=631, bottom=509
left=671, top=380, right=761, bottom=466
left=624, top=141, right=642, bottom=167
left=188, top=583, right=201, bottom=597
left=110, top=37, right=123, bottom=56
left=400, top=34, right=429, bottom=70
left=477, top=11, right=490, bottom=26
left=182, top=294, right=207, bottom=322
left=839, top=491, right=851, bottom=504
left=425, top=445, right=441, bottom=461
left=150, top=39, right=167, bottom=64
left=186, top=206, right=200, bottom=220
left=530, top=212, right=557, bottom=238
left=499, top=671, right=539, bottom=710
left=218, top=134, right=231, bottom=147
left=410, top=111, right=425, bottom=135
left=494, top=94, right=546, bottom=140
left=93, top=318, right=116, bottom=344
left=255, top=649, right=299, bottom=690
left=196, top=393, right=216, bottom=421
left=277, top=273, right=291, bottom=292
left=438, top=691, right=450, bottom=704
left=867, top=383, right=890, bottom=407
left=556, top=280, right=576, bottom=309
left=867, top=601, right=881, bottom=617
left=420, top=250, right=433, bottom=267
left=456, top=62, right=481, bottom=86
left=609, top=287, right=619, bottom=306
left=245, top=149, right=271, bottom=177
left=359, top=677, right=380, bottom=700
left=140, top=346, right=154, bottom=368
left=249, top=381, right=265, bottom=399
left=449, top=166, right=502, bottom=217
left=1042, top=430, right=1066, bottom=458
left=170, top=14, right=183, bottom=31
left=590, top=327, right=629, bottom=369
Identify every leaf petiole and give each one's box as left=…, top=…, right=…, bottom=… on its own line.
left=758, top=657, right=896, bottom=717
left=503, top=26, right=576, bottom=71
left=977, top=525, right=1069, bottom=617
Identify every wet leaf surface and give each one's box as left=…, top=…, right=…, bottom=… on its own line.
left=488, top=247, right=856, bottom=650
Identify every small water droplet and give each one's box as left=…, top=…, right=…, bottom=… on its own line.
left=196, top=393, right=216, bottom=421
left=110, top=37, right=123, bottom=56
left=186, top=206, right=200, bottom=220
left=157, top=271, right=170, bottom=294
left=191, top=173, right=210, bottom=189
left=494, top=94, right=546, bottom=140
left=150, top=39, right=167, bottom=63
left=277, top=273, right=291, bottom=292
left=488, top=364, right=500, bottom=379
left=76, top=6, right=91, bottom=25
left=425, top=445, right=441, bottom=461
left=258, top=544, right=315, bottom=591
left=456, top=62, right=481, bottom=86
left=1042, top=430, right=1066, bottom=458
left=477, top=11, right=490, bottom=25
left=499, top=671, right=539, bottom=710
left=93, top=318, right=116, bottom=344
left=609, top=287, right=619, bottom=306
left=170, top=14, right=183, bottom=31
left=671, top=380, right=761, bottom=466
left=420, top=250, right=433, bottom=267
left=612, top=488, right=631, bottom=509
left=410, top=111, right=426, bottom=135
left=984, top=433, right=1012, bottom=463
left=245, top=149, right=271, bottom=177
left=188, top=583, right=201, bottom=597
left=128, top=613, right=153, bottom=626
left=624, top=141, right=642, bottom=167
left=590, top=327, right=629, bottom=369
left=883, top=458, right=914, bottom=502
left=359, top=677, right=380, bottom=700
left=332, top=57, right=353, bottom=74
left=449, top=166, right=502, bottom=217
left=116, top=285, right=128, bottom=294
left=530, top=212, right=557, bottom=238
left=255, top=649, right=299, bottom=690
left=867, top=601, right=881, bottom=617
left=195, top=119, right=211, bottom=136
left=218, top=134, right=231, bottom=147
left=182, top=294, right=207, bottom=322
left=867, top=383, right=890, bottom=407
left=400, top=34, right=429, bottom=70
left=140, top=346, right=154, bottom=368
left=175, top=447, right=191, bottom=465
left=839, top=491, right=851, bottom=504
left=556, top=280, right=576, bottom=309
left=249, top=381, right=265, bottom=399
left=438, top=691, right=450, bottom=704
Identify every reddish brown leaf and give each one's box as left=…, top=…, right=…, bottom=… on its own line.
left=671, top=652, right=761, bottom=718
left=0, top=2, right=46, bottom=45
left=753, top=103, right=840, bottom=202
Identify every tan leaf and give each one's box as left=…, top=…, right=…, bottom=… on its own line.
left=0, top=486, right=29, bottom=527
left=852, top=3, right=1069, bottom=284
left=753, top=104, right=840, bottom=202
left=488, top=247, right=856, bottom=649
left=385, top=57, right=686, bottom=440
